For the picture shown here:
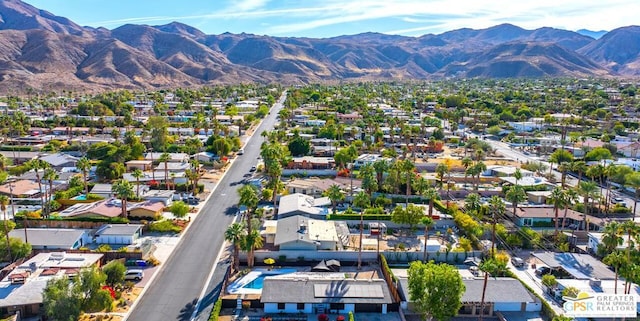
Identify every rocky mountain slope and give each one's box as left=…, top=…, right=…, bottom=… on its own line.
left=0, top=0, right=638, bottom=91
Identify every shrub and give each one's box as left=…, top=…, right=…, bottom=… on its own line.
left=96, top=244, right=112, bottom=252
left=149, top=220, right=182, bottom=233
left=208, top=297, right=223, bottom=321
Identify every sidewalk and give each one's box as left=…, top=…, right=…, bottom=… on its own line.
left=508, top=257, right=565, bottom=316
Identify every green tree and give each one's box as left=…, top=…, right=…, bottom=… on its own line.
left=287, top=135, right=311, bottom=156
left=421, top=216, right=434, bottom=262
left=541, top=274, right=557, bottom=289
left=323, top=184, right=345, bottom=214
left=76, top=157, right=92, bottom=196
left=102, top=260, right=126, bottom=287
left=225, top=222, right=245, bottom=272
left=131, top=168, right=144, bottom=198
left=584, top=147, right=612, bottom=162
left=408, top=261, right=465, bottom=321
left=238, top=184, right=260, bottom=267
left=211, top=137, right=232, bottom=156
left=159, top=152, right=171, bottom=190
left=358, top=164, right=378, bottom=196
left=548, top=186, right=568, bottom=238
left=603, top=251, right=627, bottom=294
left=169, top=201, right=190, bottom=218
left=112, top=179, right=134, bottom=218
left=505, top=185, right=526, bottom=218
left=43, top=276, right=82, bottom=321
left=0, top=195, right=12, bottom=262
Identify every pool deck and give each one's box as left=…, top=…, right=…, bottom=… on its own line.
left=227, top=268, right=298, bottom=295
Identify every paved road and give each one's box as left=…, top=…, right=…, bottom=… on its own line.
left=126, top=92, right=286, bottom=321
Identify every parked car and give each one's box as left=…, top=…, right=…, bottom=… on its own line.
left=535, top=266, right=551, bottom=276
left=611, top=197, right=627, bottom=206
left=125, top=269, right=144, bottom=281
left=463, top=257, right=481, bottom=267
left=183, top=196, right=200, bottom=205
left=250, top=166, right=257, bottom=172
left=237, top=149, right=244, bottom=155
left=511, top=257, right=525, bottom=267
left=125, top=259, right=147, bottom=267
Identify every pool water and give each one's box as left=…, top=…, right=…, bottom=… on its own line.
left=244, top=275, right=267, bottom=289
left=73, top=194, right=87, bottom=200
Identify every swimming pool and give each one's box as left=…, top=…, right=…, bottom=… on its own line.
left=227, top=268, right=296, bottom=294
left=72, top=194, right=87, bottom=201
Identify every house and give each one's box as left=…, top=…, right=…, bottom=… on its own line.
left=0, top=151, right=39, bottom=165
left=499, top=176, right=549, bottom=187
left=286, top=156, right=335, bottom=170
left=337, top=112, right=362, bottom=124
left=587, top=232, right=631, bottom=254
left=531, top=252, right=616, bottom=280
left=618, top=142, right=640, bottom=158
left=485, top=165, right=533, bottom=177
left=277, top=193, right=330, bottom=220
left=139, top=190, right=174, bottom=206
left=8, top=228, right=89, bottom=250
left=509, top=206, right=606, bottom=231
left=194, top=151, right=220, bottom=163
left=39, top=153, right=78, bottom=169
left=398, top=276, right=540, bottom=317
left=144, top=152, right=189, bottom=163
left=0, top=252, right=103, bottom=318
left=286, top=178, right=343, bottom=197
left=125, top=160, right=153, bottom=171
left=128, top=200, right=166, bottom=219
left=94, top=224, right=143, bottom=245
left=90, top=183, right=114, bottom=199
left=273, top=215, right=342, bottom=251
left=353, top=154, right=388, bottom=169
left=155, top=162, right=190, bottom=172
left=527, top=191, right=552, bottom=204
left=0, top=180, right=43, bottom=199
left=57, top=199, right=124, bottom=219
left=261, top=274, right=394, bottom=314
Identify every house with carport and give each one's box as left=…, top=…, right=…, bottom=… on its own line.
left=93, top=224, right=143, bottom=245
left=128, top=200, right=166, bottom=219
left=273, top=215, right=343, bottom=251
left=8, top=228, right=89, bottom=250
left=261, top=273, right=395, bottom=314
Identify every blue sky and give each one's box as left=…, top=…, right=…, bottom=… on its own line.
left=25, top=0, right=640, bottom=38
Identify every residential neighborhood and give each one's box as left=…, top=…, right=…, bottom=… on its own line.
left=0, top=79, right=639, bottom=321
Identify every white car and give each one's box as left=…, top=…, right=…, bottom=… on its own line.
left=125, top=269, right=144, bottom=281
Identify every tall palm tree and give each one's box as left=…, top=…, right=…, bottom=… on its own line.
left=548, top=186, right=567, bottom=238
left=506, top=185, right=526, bottom=219
left=578, top=181, right=600, bottom=225
left=461, top=157, right=473, bottom=182
left=111, top=179, right=134, bottom=219
left=132, top=168, right=144, bottom=198
left=353, top=191, right=370, bottom=270
left=600, top=222, right=623, bottom=254
left=26, top=159, right=49, bottom=215
left=76, top=157, right=91, bottom=196
left=358, top=164, right=378, bottom=197
left=43, top=168, right=59, bottom=218
left=224, top=222, right=245, bottom=272
left=158, top=152, right=171, bottom=190
left=241, top=230, right=264, bottom=269
left=422, top=187, right=439, bottom=219
left=603, top=251, right=626, bottom=294
left=372, top=159, right=389, bottom=189
left=0, top=195, right=12, bottom=262
left=572, top=160, right=588, bottom=185
left=561, top=188, right=579, bottom=230
left=238, top=184, right=259, bottom=267
left=421, top=216, right=434, bottom=262
left=399, top=159, right=415, bottom=206
left=323, top=184, right=344, bottom=214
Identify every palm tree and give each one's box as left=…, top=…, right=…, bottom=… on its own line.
left=358, top=164, right=378, bottom=197
left=132, top=168, right=144, bottom=198
left=76, top=157, right=91, bottom=196
left=372, top=159, right=389, bottom=189
left=548, top=186, right=567, bottom=238
left=474, top=161, right=487, bottom=191
left=603, top=251, right=626, bottom=294
left=399, top=159, right=415, bottom=206
left=506, top=185, right=526, bottom=219
left=353, top=191, right=370, bottom=270
left=0, top=154, right=11, bottom=171
left=241, top=230, right=264, bottom=269
left=600, top=222, right=623, bottom=255
left=421, top=216, right=434, bottom=262
left=461, top=157, right=473, bottom=182
left=557, top=162, right=571, bottom=188
left=435, top=163, right=448, bottom=191
left=224, top=222, right=245, bottom=272
left=422, top=187, right=439, bottom=219
left=43, top=168, right=59, bottom=218
left=111, top=179, right=134, bottom=219
left=26, top=159, right=49, bottom=215
left=488, top=196, right=506, bottom=255
left=572, top=160, right=588, bottom=184
left=464, top=193, right=482, bottom=217
left=158, top=152, right=171, bottom=190
left=578, top=181, right=600, bottom=223
left=621, top=221, right=640, bottom=293
left=561, top=188, right=579, bottom=230
left=0, top=195, right=12, bottom=262
left=238, top=184, right=259, bottom=267
left=323, top=184, right=345, bottom=214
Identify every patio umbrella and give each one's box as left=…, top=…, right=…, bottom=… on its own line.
left=263, top=258, right=276, bottom=265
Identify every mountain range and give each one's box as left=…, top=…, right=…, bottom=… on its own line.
left=0, top=0, right=639, bottom=92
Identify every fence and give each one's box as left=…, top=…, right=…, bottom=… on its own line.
left=244, top=249, right=484, bottom=265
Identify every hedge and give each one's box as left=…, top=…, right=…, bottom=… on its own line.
left=208, top=297, right=223, bottom=321
left=0, top=145, right=32, bottom=151
left=327, top=213, right=392, bottom=221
